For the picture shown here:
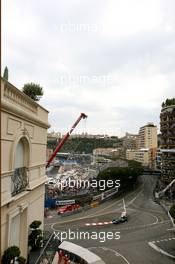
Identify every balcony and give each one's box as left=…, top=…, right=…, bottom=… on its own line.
left=11, top=167, right=29, bottom=196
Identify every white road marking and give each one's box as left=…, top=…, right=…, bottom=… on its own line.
left=150, top=237, right=175, bottom=244
left=84, top=221, right=112, bottom=227
left=89, top=246, right=130, bottom=264
left=148, top=242, right=175, bottom=259
left=126, top=189, right=143, bottom=206
left=167, top=228, right=175, bottom=231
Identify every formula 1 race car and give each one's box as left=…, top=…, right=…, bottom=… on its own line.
left=112, top=215, right=128, bottom=224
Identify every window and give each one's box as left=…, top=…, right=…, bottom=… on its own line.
left=9, top=214, right=20, bottom=247
left=15, top=140, right=24, bottom=169
left=11, top=138, right=29, bottom=196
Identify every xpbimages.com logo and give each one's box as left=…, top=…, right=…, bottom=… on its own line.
left=55, top=179, right=120, bottom=191
left=53, top=230, right=120, bottom=243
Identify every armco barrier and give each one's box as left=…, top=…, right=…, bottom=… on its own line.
left=58, top=241, right=106, bottom=264
left=93, top=187, right=119, bottom=202
left=60, top=188, right=119, bottom=216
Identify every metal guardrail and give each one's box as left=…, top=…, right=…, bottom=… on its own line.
left=34, top=232, right=61, bottom=264
left=93, top=187, right=119, bottom=201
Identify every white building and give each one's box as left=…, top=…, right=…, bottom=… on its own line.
left=1, top=78, right=50, bottom=258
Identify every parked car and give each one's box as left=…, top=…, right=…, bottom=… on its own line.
left=112, top=215, right=128, bottom=224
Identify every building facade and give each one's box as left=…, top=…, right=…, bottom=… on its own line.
left=160, top=103, right=175, bottom=187
left=126, top=149, right=136, bottom=160
left=134, top=149, right=150, bottom=167
left=93, top=148, right=120, bottom=157
left=125, top=123, right=157, bottom=169
left=122, top=132, right=139, bottom=150
left=1, top=78, right=50, bottom=258
left=138, top=122, right=157, bottom=149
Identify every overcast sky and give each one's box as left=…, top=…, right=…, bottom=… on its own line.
left=2, top=0, right=175, bottom=136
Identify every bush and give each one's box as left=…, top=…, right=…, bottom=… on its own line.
left=28, top=220, right=43, bottom=251
left=162, top=98, right=175, bottom=107
left=29, top=220, right=42, bottom=229
left=2, top=246, right=20, bottom=264
left=52, top=137, right=119, bottom=154
left=22, top=83, right=43, bottom=101
left=17, top=256, right=26, bottom=264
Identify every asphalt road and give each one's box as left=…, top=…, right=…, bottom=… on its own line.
left=45, top=175, right=175, bottom=264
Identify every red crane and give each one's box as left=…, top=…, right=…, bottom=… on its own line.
left=46, top=113, right=87, bottom=168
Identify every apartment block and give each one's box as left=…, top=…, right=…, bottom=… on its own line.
left=93, top=148, right=120, bottom=157
left=138, top=122, right=157, bottom=149
left=125, top=123, right=157, bottom=169
left=122, top=132, right=139, bottom=150
left=126, top=149, right=136, bottom=160
left=134, top=149, right=150, bottom=167
left=160, top=102, right=175, bottom=187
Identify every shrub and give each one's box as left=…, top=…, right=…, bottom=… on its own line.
left=17, top=256, right=26, bottom=264
left=2, top=246, right=20, bottom=264
left=22, top=83, right=43, bottom=101
left=28, top=220, right=43, bottom=251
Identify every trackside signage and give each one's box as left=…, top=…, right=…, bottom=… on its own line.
left=56, top=200, right=76, bottom=206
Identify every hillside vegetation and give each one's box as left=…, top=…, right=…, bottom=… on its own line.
left=47, top=137, right=121, bottom=154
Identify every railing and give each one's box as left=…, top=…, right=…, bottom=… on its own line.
left=34, top=232, right=61, bottom=264
left=11, top=167, right=29, bottom=196
left=4, top=83, right=38, bottom=114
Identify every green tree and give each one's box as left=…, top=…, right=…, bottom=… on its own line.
left=3, top=66, right=9, bottom=80
left=97, top=160, right=143, bottom=192
left=28, top=220, right=43, bottom=251
left=22, top=83, right=43, bottom=101
left=162, top=98, right=175, bottom=107
left=51, top=137, right=119, bottom=154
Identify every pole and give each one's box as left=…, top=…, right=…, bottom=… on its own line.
left=123, top=198, right=126, bottom=213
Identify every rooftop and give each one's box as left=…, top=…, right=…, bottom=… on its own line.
left=1, top=77, right=50, bottom=128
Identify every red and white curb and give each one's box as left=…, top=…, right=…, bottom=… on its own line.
left=84, top=221, right=112, bottom=227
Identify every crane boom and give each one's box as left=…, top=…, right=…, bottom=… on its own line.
left=46, top=113, right=87, bottom=167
